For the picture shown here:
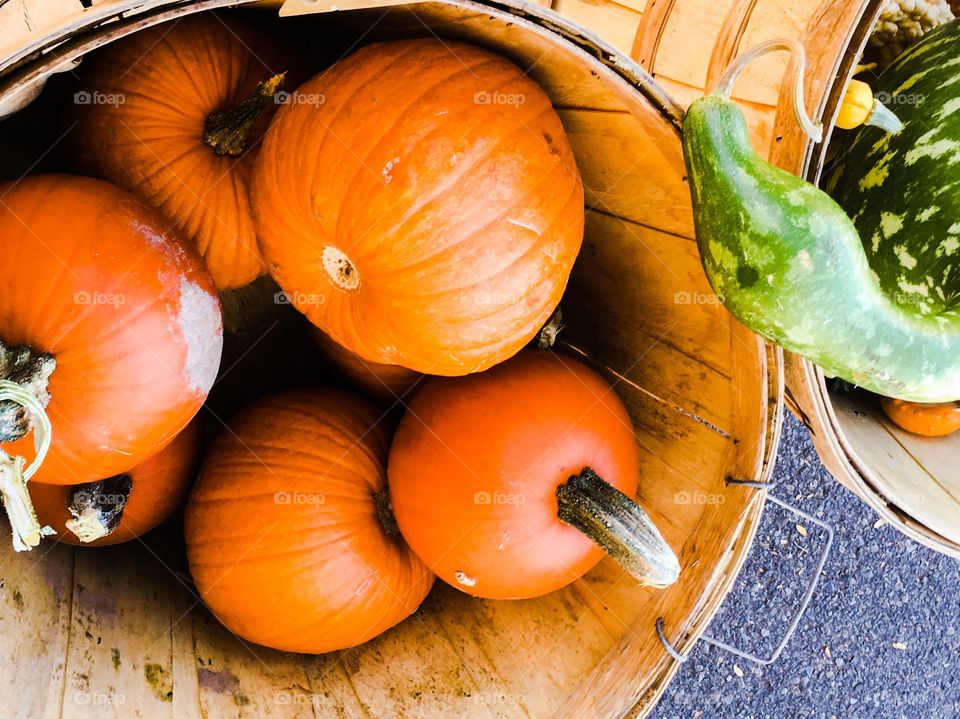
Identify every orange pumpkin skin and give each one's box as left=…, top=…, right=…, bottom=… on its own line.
left=30, top=418, right=203, bottom=546
left=185, top=388, right=433, bottom=653
left=308, top=325, right=421, bottom=403
left=388, top=350, right=638, bottom=599
left=252, top=39, right=584, bottom=376
left=72, top=15, right=289, bottom=290
left=880, top=397, right=960, bottom=437
left=0, top=175, right=221, bottom=484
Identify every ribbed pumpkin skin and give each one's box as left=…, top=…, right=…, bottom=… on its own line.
left=30, top=418, right=203, bottom=546
left=309, top=325, right=421, bottom=403
left=388, top=350, right=639, bottom=600
left=252, top=39, right=584, bottom=376
left=0, top=175, right=222, bottom=484
left=185, top=388, right=433, bottom=654
left=72, top=15, right=289, bottom=290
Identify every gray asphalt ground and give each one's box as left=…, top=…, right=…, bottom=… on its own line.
left=648, top=413, right=960, bottom=719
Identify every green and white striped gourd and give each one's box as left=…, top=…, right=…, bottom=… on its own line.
left=683, top=38, right=960, bottom=402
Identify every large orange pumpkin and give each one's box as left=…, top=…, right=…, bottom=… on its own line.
left=185, top=388, right=433, bottom=653
left=0, top=175, right=221, bottom=550
left=30, top=418, right=203, bottom=546
left=252, top=39, right=584, bottom=375
left=72, top=15, right=290, bottom=290
left=388, top=350, right=679, bottom=599
left=308, top=325, right=421, bottom=404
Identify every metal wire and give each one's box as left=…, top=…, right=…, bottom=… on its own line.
left=657, top=495, right=834, bottom=665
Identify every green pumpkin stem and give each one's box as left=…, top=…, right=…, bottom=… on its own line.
left=65, top=474, right=133, bottom=543
left=203, top=73, right=286, bottom=157
left=556, top=467, right=680, bottom=588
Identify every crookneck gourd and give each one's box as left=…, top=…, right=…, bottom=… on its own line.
left=682, top=39, right=960, bottom=402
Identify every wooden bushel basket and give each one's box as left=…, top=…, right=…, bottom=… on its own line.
left=0, top=0, right=784, bottom=717
left=564, top=0, right=960, bottom=559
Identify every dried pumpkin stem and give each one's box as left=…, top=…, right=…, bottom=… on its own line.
left=556, top=467, right=680, bottom=588
left=0, top=340, right=55, bottom=442
left=203, top=73, right=286, bottom=157
left=536, top=307, right=563, bottom=349
left=0, top=379, right=55, bottom=551
left=374, top=485, right=400, bottom=537
left=65, top=474, right=133, bottom=543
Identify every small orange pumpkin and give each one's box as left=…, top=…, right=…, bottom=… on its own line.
left=0, top=175, right=220, bottom=550
left=880, top=396, right=960, bottom=437
left=0, top=176, right=220, bottom=483
left=308, top=325, right=421, bottom=403
left=252, top=38, right=584, bottom=375
left=30, top=418, right=203, bottom=546
left=388, top=350, right=679, bottom=600
left=72, top=15, right=290, bottom=290
left=185, top=388, right=433, bottom=653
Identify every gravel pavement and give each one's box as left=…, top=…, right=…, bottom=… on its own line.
left=647, top=414, right=960, bottom=719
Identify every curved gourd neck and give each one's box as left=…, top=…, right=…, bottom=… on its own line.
left=680, top=41, right=960, bottom=402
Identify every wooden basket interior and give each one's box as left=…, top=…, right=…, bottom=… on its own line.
left=828, top=390, right=960, bottom=548
left=0, top=2, right=779, bottom=717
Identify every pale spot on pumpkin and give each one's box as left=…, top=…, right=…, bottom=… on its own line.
left=859, top=151, right=896, bottom=190
left=905, top=138, right=960, bottom=166
left=381, top=156, right=400, bottom=184
left=894, top=245, right=917, bottom=269
left=454, top=570, right=476, bottom=587
left=178, top=278, right=222, bottom=394
left=507, top=218, right=541, bottom=236
left=321, top=245, right=360, bottom=292
left=918, top=206, right=939, bottom=222
left=797, top=250, right=814, bottom=271
left=897, top=278, right=930, bottom=297
left=879, top=212, right=904, bottom=238
left=941, top=237, right=960, bottom=256
left=939, top=97, right=960, bottom=119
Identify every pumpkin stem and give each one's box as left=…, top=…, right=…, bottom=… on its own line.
left=65, top=474, right=133, bottom=543
left=203, top=73, right=286, bottom=157
left=374, top=486, right=400, bottom=537
left=536, top=307, right=564, bottom=349
left=0, top=340, right=55, bottom=442
left=0, top=379, right=55, bottom=551
left=556, top=467, right=680, bottom=588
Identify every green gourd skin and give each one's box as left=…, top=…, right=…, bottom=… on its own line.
left=682, top=95, right=960, bottom=402
left=828, top=21, right=960, bottom=317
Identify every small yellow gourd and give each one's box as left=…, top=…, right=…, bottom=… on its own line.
left=836, top=79, right=903, bottom=132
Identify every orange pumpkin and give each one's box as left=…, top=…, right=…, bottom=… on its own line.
left=880, top=397, right=960, bottom=437
left=0, top=175, right=220, bottom=496
left=252, top=39, right=584, bottom=375
left=72, top=15, right=290, bottom=290
left=30, top=418, right=203, bottom=546
left=308, top=325, right=421, bottom=403
left=388, top=350, right=679, bottom=600
left=185, top=388, right=433, bottom=653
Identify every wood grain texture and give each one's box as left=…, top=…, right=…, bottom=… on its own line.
left=0, top=0, right=783, bottom=717
left=552, top=0, right=643, bottom=55
left=831, top=391, right=960, bottom=547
